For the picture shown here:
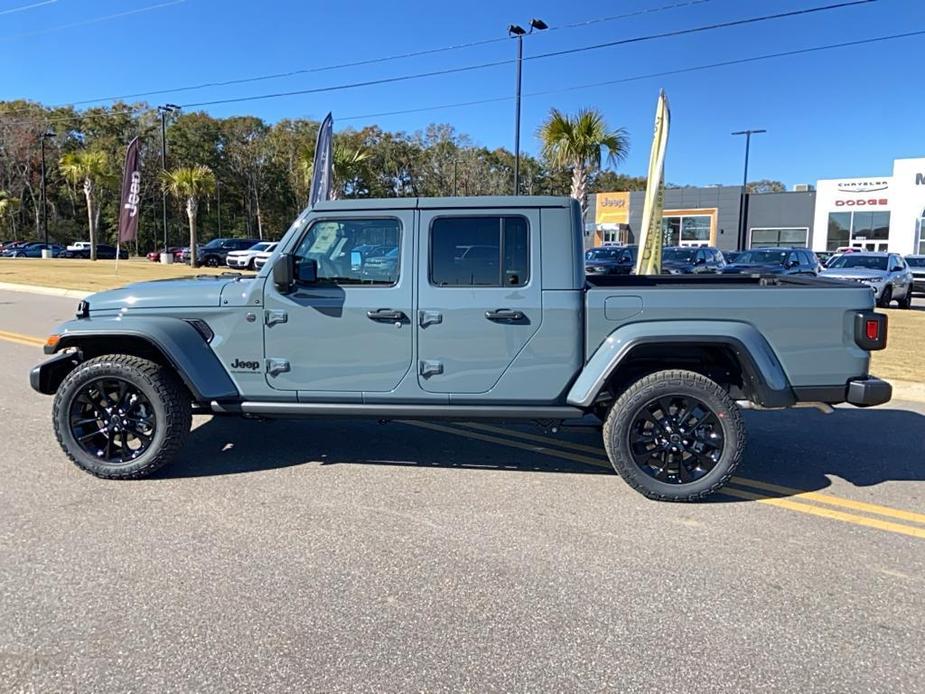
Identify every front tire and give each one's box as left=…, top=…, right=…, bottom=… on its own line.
left=53, top=355, right=192, bottom=479
left=602, top=369, right=745, bottom=501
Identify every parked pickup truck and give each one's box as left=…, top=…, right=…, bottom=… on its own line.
left=30, top=196, right=891, bottom=501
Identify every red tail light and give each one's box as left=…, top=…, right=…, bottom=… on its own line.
left=855, top=312, right=887, bottom=351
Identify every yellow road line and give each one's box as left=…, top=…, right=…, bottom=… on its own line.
left=401, top=420, right=611, bottom=468
left=721, top=486, right=925, bottom=539
left=0, top=329, right=44, bottom=348
left=462, top=420, right=925, bottom=527
left=730, top=477, right=925, bottom=526
left=415, top=421, right=924, bottom=540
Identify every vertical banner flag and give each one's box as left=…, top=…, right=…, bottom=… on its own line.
left=118, top=136, right=142, bottom=244
left=634, top=91, right=671, bottom=276
left=309, top=113, right=334, bottom=207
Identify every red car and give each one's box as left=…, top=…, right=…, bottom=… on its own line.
left=146, top=247, right=182, bottom=262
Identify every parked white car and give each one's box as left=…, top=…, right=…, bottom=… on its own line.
left=253, top=247, right=277, bottom=271
left=225, top=242, right=277, bottom=270
left=66, top=241, right=92, bottom=252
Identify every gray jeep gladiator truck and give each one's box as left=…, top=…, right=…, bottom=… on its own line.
left=30, top=196, right=891, bottom=501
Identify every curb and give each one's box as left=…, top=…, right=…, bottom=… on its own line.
left=889, top=379, right=925, bottom=404
left=0, top=281, right=91, bottom=299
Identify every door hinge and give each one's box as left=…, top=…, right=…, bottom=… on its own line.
left=265, top=309, right=288, bottom=327
left=266, top=358, right=291, bottom=377
left=419, top=310, right=443, bottom=328
left=419, top=360, right=443, bottom=378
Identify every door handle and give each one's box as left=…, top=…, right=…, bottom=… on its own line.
left=485, top=308, right=524, bottom=322
left=367, top=308, right=407, bottom=322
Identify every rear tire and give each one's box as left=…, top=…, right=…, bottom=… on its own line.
left=53, top=355, right=192, bottom=479
left=602, top=369, right=745, bottom=501
left=205, top=255, right=220, bottom=267
left=897, top=290, right=912, bottom=309
left=877, top=286, right=893, bottom=308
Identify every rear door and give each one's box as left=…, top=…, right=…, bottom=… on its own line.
left=262, top=212, right=414, bottom=392
left=416, top=210, right=541, bottom=394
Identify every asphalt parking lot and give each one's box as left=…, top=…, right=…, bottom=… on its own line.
left=0, top=290, right=923, bottom=692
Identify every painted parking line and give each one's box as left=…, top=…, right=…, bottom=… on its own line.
left=457, top=421, right=925, bottom=527
left=411, top=421, right=924, bottom=540
left=0, top=329, right=45, bottom=348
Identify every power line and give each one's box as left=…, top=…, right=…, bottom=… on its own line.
left=0, top=0, right=186, bottom=42
left=336, top=29, right=925, bottom=122
left=164, top=0, right=885, bottom=111
left=0, top=0, right=58, bottom=18
left=0, top=0, right=887, bottom=126
left=528, top=0, right=878, bottom=62
left=1, top=0, right=717, bottom=112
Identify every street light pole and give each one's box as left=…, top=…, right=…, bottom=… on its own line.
left=731, top=128, right=766, bottom=249
left=39, top=131, right=55, bottom=248
left=216, top=180, right=222, bottom=236
left=508, top=18, right=547, bottom=196
left=158, top=104, right=180, bottom=252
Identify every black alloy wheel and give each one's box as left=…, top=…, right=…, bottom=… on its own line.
left=206, top=255, right=220, bottom=267
left=627, top=395, right=723, bottom=484
left=878, top=285, right=892, bottom=308
left=68, top=377, right=156, bottom=464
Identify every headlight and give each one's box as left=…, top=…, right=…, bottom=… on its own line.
left=862, top=275, right=886, bottom=283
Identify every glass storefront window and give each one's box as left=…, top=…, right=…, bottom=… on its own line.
left=749, top=228, right=808, bottom=248
left=661, top=214, right=711, bottom=246
left=870, top=212, right=890, bottom=240
left=827, top=212, right=851, bottom=251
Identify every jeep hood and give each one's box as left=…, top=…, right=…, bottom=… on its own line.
left=87, top=275, right=249, bottom=312
left=820, top=268, right=885, bottom=280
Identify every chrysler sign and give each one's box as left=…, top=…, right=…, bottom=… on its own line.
left=836, top=180, right=889, bottom=193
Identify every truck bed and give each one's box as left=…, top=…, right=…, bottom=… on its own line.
left=583, top=274, right=876, bottom=390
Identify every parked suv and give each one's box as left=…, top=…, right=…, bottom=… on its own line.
left=192, top=238, right=261, bottom=267
left=722, top=248, right=819, bottom=276
left=906, top=255, right=925, bottom=297
left=226, top=241, right=278, bottom=270
left=661, top=246, right=726, bottom=274
left=822, top=252, right=914, bottom=308
left=584, top=246, right=637, bottom=275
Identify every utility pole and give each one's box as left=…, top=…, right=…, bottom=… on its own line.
left=508, top=18, right=547, bottom=196
left=158, top=104, right=180, bottom=253
left=731, top=129, right=766, bottom=249
left=216, top=180, right=222, bottom=236
left=39, top=131, right=55, bottom=249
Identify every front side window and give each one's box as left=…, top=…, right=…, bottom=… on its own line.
left=294, top=218, right=401, bottom=285
left=430, top=216, right=529, bottom=287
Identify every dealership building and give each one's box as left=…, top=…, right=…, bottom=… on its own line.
left=587, top=156, right=925, bottom=256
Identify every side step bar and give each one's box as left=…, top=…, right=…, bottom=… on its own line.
left=211, top=401, right=585, bottom=420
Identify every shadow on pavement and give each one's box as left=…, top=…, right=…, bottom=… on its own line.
left=155, top=406, right=925, bottom=500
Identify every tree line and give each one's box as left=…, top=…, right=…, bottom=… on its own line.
left=0, top=100, right=653, bottom=254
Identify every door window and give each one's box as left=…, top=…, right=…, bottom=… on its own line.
left=430, top=216, right=529, bottom=287
left=294, top=218, right=401, bottom=285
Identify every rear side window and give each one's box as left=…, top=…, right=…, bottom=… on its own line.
left=430, top=216, right=529, bottom=287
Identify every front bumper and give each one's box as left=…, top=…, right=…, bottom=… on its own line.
left=226, top=257, right=249, bottom=267
left=30, top=350, right=80, bottom=395
left=912, top=278, right=925, bottom=295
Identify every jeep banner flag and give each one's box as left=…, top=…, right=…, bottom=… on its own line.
left=634, top=91, right=670, bottom=276
left=117, top=136, right=142, bottom=244
left=309, top=112, right=334, bottom=207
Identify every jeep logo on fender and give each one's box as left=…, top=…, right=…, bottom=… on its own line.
left=230, top=359, right=261, bottom=371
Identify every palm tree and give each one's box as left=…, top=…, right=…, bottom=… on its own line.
left=162, top=165, right=216, bottom=268
left=59, top=150, right=110, bottom=260
left=298, top=144, right=370, bottom=200
left=538, top=108, right=630, bottom=219
left=0, top=191, right=20, bottom=237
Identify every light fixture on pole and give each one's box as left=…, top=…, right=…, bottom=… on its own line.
left=158, top=104, right=180, bottom=253
left=509, top=17, right=547, bottom=196
left=39, top=131, right=56, bottom=249
left=731, top=128, right=766, bottom=249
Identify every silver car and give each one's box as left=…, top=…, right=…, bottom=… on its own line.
left=821, top=252, right=914, bottom=308
left=906, top=255, right=925, bottom=297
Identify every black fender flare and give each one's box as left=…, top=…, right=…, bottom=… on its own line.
left=39, top=316, right=239, bottom=401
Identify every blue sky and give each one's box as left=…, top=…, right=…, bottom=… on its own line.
left=2, top=0, right=922, bottom=187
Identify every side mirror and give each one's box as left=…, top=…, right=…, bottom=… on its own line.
left=295, top=257, right=318, bottom=284
left=891, top=265, right=903, bottom=272
left=273, top=253, right=294, bottom=292
left=695, top=257, right=706, bottom=266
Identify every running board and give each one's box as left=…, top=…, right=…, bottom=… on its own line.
left=210, top=401, right=585, bottom=420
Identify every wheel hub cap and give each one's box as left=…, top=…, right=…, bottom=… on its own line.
left=69, top=377, right=156, bottom=464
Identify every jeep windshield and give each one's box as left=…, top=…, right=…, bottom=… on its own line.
left=827, top=255, right=888, bottom=270
left=662, top=248, right=697, bottom=263
left=905, top=257, right=925, bottom=267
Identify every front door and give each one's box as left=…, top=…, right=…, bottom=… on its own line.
left=417, top=210, right=541, bottom=394
left=263, top=212, right=414, bottom=392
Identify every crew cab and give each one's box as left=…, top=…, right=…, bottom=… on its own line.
left=30, top=197, right=891, bottom=501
